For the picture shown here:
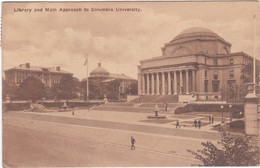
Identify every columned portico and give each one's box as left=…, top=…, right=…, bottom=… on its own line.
left=141, top=69, right=198, bottom=96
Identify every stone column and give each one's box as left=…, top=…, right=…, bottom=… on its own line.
left=168, top=72, right=171, bottom=95
left=244, top=84, right=258, bottom=136
left=173, top=71, right=177, bottom=95
left=192, top=70, right=196, bottom=92
left=142, top=74, right=145, bottom=95
left=186, top=70, right=189, bottom=94
left=180, top=71, right=183, bottom=94
left=156, top=73, right=160, bottom=95
left=151, top=73, right=155, bottom=95
left=138, top=71, right=141, bottom=95
left=162, top=72, right=165, bottom=95
left=146, top=74, right=150, bottom=95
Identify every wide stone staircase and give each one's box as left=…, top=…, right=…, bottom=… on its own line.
left=92, top=101, right=184, bottom=113
left=131, top=95, right=178, bottom=103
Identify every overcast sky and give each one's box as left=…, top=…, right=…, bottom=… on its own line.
left=2, top=2, right=260, bottom=80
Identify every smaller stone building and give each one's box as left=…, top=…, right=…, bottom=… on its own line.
left=83, top=63, right=137, bottom=99
left=4, top=63, right=73, bottom=87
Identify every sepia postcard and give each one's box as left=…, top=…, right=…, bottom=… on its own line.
left=2, top=1, right=260, bottom=167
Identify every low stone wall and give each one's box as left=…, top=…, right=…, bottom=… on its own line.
left=3, top=101, right=102, bottom=111
left=127, top=95, right=139, bottom=102
left=178, top=94, right=193, bottom=103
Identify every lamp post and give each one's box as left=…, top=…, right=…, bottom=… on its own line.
left=229, top=104, right=232, bottom=122
left=220, top=105, right=224, bottom=123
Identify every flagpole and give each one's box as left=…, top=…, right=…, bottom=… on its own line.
left=86, top=54, right=89, bottom=101
left=253, top=15, right=256, bottom=94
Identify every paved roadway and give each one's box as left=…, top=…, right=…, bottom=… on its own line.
left=3, top=110, right=222, bottom=167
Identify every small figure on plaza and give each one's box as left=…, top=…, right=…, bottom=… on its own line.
left=154, top=104, right=159, bottom=116
left=131, top=136, right=136, bottom=150
left=211, top=116, right=214, bottom=123
left=208, top=116, right=211, bottom=124
left=164, top=102, right=168, bottom=111
left=198, top=120, right=202, bottom=129
left=72, top=110, right=74, bottom=115
left=194, top=120, right=197, bottom=128
left=176, top=120, right=180, bottom=128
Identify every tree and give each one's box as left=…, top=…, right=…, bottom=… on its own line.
left=187, top=128, right=260, bottom=166
left=105, top=79, right=121, bottom=100
left=126, top=82, right=138, bottom=95
left=241, top=62, right=253, bottom=83
left=86, top=79, right=104, bottom=100
left=2, top=78, right=19, bottom=100
left=17, top=76, right=45, bottom=101
left=52, top=75, right=77, bottom=100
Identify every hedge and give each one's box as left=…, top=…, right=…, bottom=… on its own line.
left=4, top=103, right=30, bottom=111
left=229, top=120, right=245, bottom=129
left=175, top=104, right=244, bottom=114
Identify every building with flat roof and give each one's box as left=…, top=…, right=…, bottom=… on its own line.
left=4, top=63, right=73, bottom=87
left=138, top=27, right=259, bottom=101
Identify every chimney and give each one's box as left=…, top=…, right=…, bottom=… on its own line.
left=56, top=66, right=60, bottom=71
left=25, top=63, right=30, bottom=68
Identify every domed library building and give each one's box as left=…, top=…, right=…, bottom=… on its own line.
left=138, top=27, right=258, bottom=101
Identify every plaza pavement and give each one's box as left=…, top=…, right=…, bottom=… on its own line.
left=3, top=109, right=237, bottom=166
left=5, top=109, right=224, bottom=140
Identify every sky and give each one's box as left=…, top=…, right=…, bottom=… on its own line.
left=2, top=2, right=260, bottom=80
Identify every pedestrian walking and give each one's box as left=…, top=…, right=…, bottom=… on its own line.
left=72, top=110, right=74, bottom=115
left=208, top=116, right=211, bottom=124
left=198, top=120, right=202, bottom=129
left=154, top=104, right=159, bottom=116
left=194, top=120, right=197, bottom=128
left=176, top=120, right=180, bottom=128
left=211, top=116, right=214, bottom=123
left=165, top=102, right=168, bottom=111
left=131, top=136, right=136, bottom=150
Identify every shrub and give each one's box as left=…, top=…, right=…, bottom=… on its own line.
left=229, top=120, right=245, bottom=129
left=187, top=128, right=260, bottom=166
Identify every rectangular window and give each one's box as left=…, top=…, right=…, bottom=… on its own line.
left=230, top=70, right=234, bottom=78
left=205, top=58, right=207, bottom=64
left=230, top=58, right=234, bottom=65
left=212, top=81, right=219, bottom=92
left=204, top=80, right=208, bottom=93
left=213, top=72, right=218, bottom=80
left=213, top=74, right=218, bottom=80
left=205, top=70, right=207, bottom=77
left=213, top=59, right=218, bottom=65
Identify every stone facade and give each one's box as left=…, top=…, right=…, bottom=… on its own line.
left=85, top=63, right=137, bottom=96
left=138, top=27, right=256, bottom=100
left=4, top=63, right=73, bottom=87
